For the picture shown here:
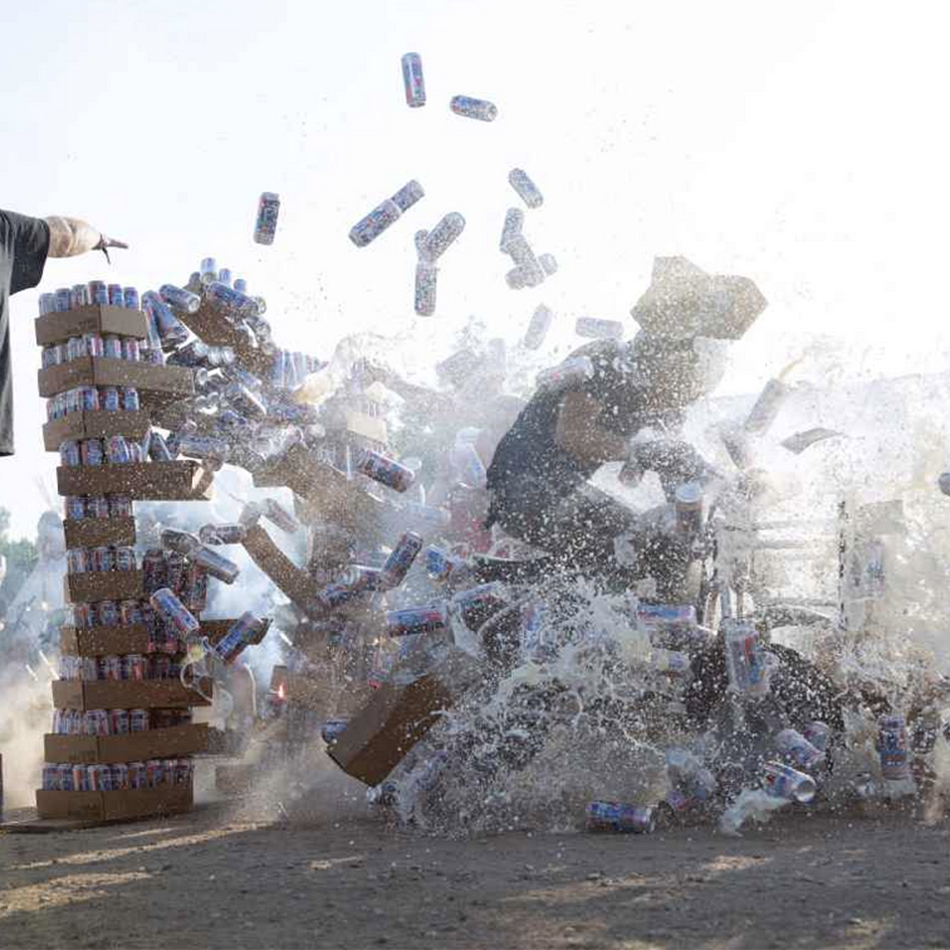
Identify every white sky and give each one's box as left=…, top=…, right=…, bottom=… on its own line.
left=3, top=0, right=949, bottom=537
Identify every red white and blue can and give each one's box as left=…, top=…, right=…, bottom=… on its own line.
left=142, top=549, right=167, bottom=593
left=122, top=387, right=140, bottom=411
left=66, top=336, right=83, bottom=362
left=130, top=710, right=149, bottom=733
left=121, top=338, right=140, bottom=362
left=164, top=553, right=187, bottom=594
left=101, top=386, right=121, bottom=412
left=60, top=440, right=81, bottom=467
left=66, top=549, right=89, bottom=574
left=71, top=602, right=96, bottom=628
left=87, top=495, right=111, bottom=518
left=57, top=764, right=74, bottom=792
left=110, top=763, right=130, bottom=790
left=114, top=546, right=136, bottom=572
left=105, top=435, right=130, bottom=465
left=81, top=333, right=104, bottom=358
left=128, top=761, right=147, bottom=788
left=110, top=708, right=130, bottom=734
left=77, top=385, right=99, bottom=411
left=80, top=439, right=104, bottom=466
left=380, top=531, right=424, bottom=589
left=384, top=604, right=449, bottom=637
left=455, top=582, right=508, bottom=618
left=149, top=587, right=200, bottom=639
left=254, top=192, right=280, bottom=245
left=803, top=721, right=831, bottom=754
left=182, top=562, right=208, bottom=612
left=401, top=52, right=426, bottom=107
left=101, top=655, right=122, bottom=680
left=71, top=764, right=89, bottom=791
left=424, top=546, right=464, bottom=582
left=65, top=388, right=81, bottom=415
left=84, top=709, right=110, bottom=736
left=215, top=612, right=263, bottom=663
left=56, top=287, right=73, bottom=311
left=146, top=759, right=165, bottom=788
left=108, top=495, right=133, bottom=517
left=356, top=449, right=415, bottom=493
left=586, top=801, right=656, bottom=834
left=119, top=599, right=143, bottom=625
left=90, top=545, right=114, bottom=572
left=878, top=715, right=910, bottom=781
left=103, top=335, right=123, bottom=359
left=97, top=599, right=120, bottom=626
left=107, top=284, right=124, bottom=306
left=87, top=764, right=113, bottom=791
left=38, top=293, right=57, bottom=316
left=123, top=287, right=140, bottom=310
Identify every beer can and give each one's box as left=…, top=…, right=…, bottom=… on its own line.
left=193, top=545, right=239, bottom=584
left=110, top=708, right=130, bottom=734
left=401, top=51, right=425, bottom=107
left=121, top=338, right=140, bottom=362
left=122, top=387, right=140, bottom=411
left=87, top=763, right=112, bottom=791
left=88, top=495, right=111, bottom=519
left=384, top=604, right=448, bottom=637
left=142, top=549, right=167, bottom=593
left=356, top=449, right=415, bottom=493
left=71, top=764, right=89, bottom=792
left=90, top=546, right=114, bottom=572
left=85, top=709, right=110, bottom=736
left=71, top=602, right=96, bottom=629
left=321, top=718, right=349, bottom=745
left=878, top=715, right=910, bottom=781
left=723, top=619, right=771, bottom=697
left=109, top=495, right=133, bottom=517
left=97, top=599, right=119, bottom=626
left=64, top=495, right=87, bottom=522
left=58, top=290, right=77, bottom=316
left=38, top=292, right=57, bottom=315
left=159, top=284, right=201, bottom=314
left=450, top=95, right=497, bottom=121
left=215, top=612, right=264, bottom=663
left=81, top=333, right=104, bottom=358
left=130, top=709, right=150, bottom=733
left=40, top=343, right=58, bottom=368
left=58, top=764, right=75, bottom=792
left=105, top=435, right=130, bottom=465
left=60, top=439, right=82, bottom=467
left=508, top=167, right=543, bottom=209
left=66, top=548, right=89, bottom=574
left=102, top=655, right=122, bottom=680
left=775, top=728, right=825, bottom=771
left=110, top=763, right=129, bottom=790
left=254, top=192, right=280, bottom=245
left=146, top=759, right=165, bottom=788
left=128, top=761, right=147, bottom=789
left=107, top=283, right=123, bottom=306
left=101, top=386, right=121, bottom=412
left=763, top=761, right=816, bottom=803
left=149, top=587, right=200, bottom=639
left=380, top=531, right=424, bottom=589
left=182, top=562, right=209, bottom=612
left=80, top=438, right=104, bottom=466
left=148, top=432, right=173, bottom=462
left=198, top=523, right=247, bottom=545
left=114, top=546, right=137, bottom=572
left=585, top=801, right=656, bottom=834
left=119, top=599, right=143, bottom=625
left=152, top=655, right=172, bottom=679
left=123, top=287, right=140, bottom=310
left=103, top=335, right=123, bottom=359
left=124, top=654, right=148, bottom=681
left=42, top=766, right=60, bottom=791
left=87, top=281, right=108, bottom=306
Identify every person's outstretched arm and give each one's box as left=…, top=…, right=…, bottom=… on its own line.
left=44, top=216, right=127, bottom=258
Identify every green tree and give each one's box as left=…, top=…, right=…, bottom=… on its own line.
left=0, top=506, right=38, bottom=617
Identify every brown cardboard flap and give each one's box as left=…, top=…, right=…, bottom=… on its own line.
left=44, top=724, right=209, bottom=764
left=35, top=306, right=148, bottom=346
left=43, top=410, right=150, bottom=452
left=60, top=618, right=270, bottom=656
left=56, top=460, right=214, bottom=501
left=328, top=648, right=482, bottom=786
left=63, top=517, right=136, bottom=549
left=241, top=524, right=319, bottom=610
left=38, top=357, right=194, bottom=401
left=253, top=442, right=379, bottom=527
left=64, top=570, right=144, bottom=604
left=51, top=678, right=212, bottom=710
left=178, top=302, right=275, bottom=377
left=35, top=784, right=193, bottom=821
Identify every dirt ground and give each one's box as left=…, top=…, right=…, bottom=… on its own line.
left=1, top=803, right=948, bottom=950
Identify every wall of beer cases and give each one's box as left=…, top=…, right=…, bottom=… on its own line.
left=33, top=300, right=269, bottom=822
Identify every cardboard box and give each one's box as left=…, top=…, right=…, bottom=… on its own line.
left=35, top=305, right=147, bottom=347
left=44, top=724, right=209, bottom=764
left=43, top=410, right=150, bottom=452
left=328, top=647, right=482, bottom=786
left=59, top=618, right=270, bottom=656
left=253, top=442, right=379, bottom=528
left=178, top=302, right=275, bottom=377
left=63, top=516, right=136, bottom=550
left=56, top=460, right=214, bottom=501
left=51, top=678, right=212, bottom=710
left=241, top=524, right=319, bottom=610
left=64, top=570, right=143, bottom=604
left=35, top=783, right=193, bottom=821
left=38, top=357, right=194, bottom=402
